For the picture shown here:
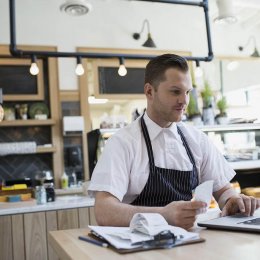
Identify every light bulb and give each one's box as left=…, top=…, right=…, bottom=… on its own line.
left=75, top=63, right=84, bottom=76
left=195, top=66, right=203, bottom=78
left=30, top=62, right=39, bottom=75
left=227, top=61, right=239, bottom=71
left=118, top=64, right=127, bottom=76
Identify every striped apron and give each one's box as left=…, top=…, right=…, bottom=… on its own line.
left=131, top=114, right=199, bottom=207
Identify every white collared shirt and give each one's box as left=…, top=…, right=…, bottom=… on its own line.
left=88, top=113, right=235, bottom=203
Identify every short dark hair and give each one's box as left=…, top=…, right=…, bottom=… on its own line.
left=145, top=54, right=189, bottom=89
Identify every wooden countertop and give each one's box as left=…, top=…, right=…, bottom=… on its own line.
left=49, top=226, right=260, bottom=260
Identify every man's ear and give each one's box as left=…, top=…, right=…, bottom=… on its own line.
left=144, top=83, right=154, bottom=99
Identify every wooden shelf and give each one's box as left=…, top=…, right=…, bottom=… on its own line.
left=0, top=119, right=55, bottom=127
left=36, top=146, right=56, bottom=153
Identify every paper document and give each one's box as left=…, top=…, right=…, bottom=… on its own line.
left=89, top=213, right=200, bottom=250
left=194, top=180, right=213, bottom=208
left=90, top=226, right=143, bottom=249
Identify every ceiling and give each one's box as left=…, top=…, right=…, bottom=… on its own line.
left=210, top=0, right=260, bottom=30
left=57, top=0, right=260, bottom=31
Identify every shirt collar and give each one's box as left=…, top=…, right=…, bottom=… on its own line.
left=143, top=112, right=178, bottom=141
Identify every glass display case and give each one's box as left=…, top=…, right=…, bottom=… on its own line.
left=200, top=123, right=260, bottom=171
left=200, top=123, right=260, bottom=189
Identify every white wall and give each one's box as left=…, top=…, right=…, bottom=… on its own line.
left=1, top=0, right=260, bottom=91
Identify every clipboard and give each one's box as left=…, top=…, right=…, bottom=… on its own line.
left=88, top=231, right=206, bottom=254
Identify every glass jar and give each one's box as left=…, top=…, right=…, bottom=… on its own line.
left=35, top=186, right=47, bottom=205
left=40, top=186, right=47, bottom=204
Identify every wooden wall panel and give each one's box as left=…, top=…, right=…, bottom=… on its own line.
left=12, top=214, right=25, bottom=260
left=48, top=55, right=63, bottom=188
left=78, top=208, right=90, bottom=228
left=0, top=216, right=13, bottom=260
left=46, top=211, right=59, bottom=260
left=57, top=209, right=79, bottom=230
left=24, top=212, right=47, bottom=260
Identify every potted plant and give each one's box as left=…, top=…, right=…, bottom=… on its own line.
left=201, top=80, right=215, bottom=125
left=187, top=92, right=202, bottom=125
left=216, top=96, right=228, bottom=124
left=201, top=80, right=214, bottom=108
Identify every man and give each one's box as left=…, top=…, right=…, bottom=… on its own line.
left=88, top=54, right=260, bottom=229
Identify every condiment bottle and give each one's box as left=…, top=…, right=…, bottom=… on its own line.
left=61, top=172, right=68, bottom=189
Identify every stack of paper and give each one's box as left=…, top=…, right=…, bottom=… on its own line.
left=89, top=213, right=201, bottom=250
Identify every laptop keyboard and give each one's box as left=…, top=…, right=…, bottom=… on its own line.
left=239, top=218, right=260, bottom=225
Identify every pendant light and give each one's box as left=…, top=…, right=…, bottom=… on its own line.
left=118, top=57, right=127, bottom=77
left=75, top=56, right=85, bottom=76
left=29, top=55, right=39, bottom=75
left=195, top=60, right=203, bottom=78
left=214, top=0, right=237, bottom=24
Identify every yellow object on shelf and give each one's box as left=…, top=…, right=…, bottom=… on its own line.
left=2, top=184, right=27, bottom=191
left=20, top=193, right=32, bottom=201
left=0, top=195, right=7, bottom=202
left=14, top=184, right=27, bottom=190
left=2, top=186, right=14, bottom=191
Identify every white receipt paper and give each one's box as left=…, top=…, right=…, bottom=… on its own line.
left=194, top=180, right=214, bottom=208
left=130, top=213, right=169, bottom=236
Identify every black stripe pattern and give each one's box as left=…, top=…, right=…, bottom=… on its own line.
left=131, top=115, right=198, bottom=207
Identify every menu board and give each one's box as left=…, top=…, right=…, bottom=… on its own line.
left=98, top=67, right=145, bottom=94
left=0, top=65, right=38, bottom=95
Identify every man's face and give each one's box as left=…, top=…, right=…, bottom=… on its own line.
left=146, top=68, right=192, bottom=127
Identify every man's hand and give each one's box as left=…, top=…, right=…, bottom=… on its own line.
left=221, top=194, right=260, bottom=217
left=161, top=201, right=207, bottom=230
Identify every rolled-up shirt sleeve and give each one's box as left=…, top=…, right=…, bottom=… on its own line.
left=88, top=133, right=131, bottom=201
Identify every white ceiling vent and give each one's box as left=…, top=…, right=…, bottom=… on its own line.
left=60, top=0, right=92, bottom=16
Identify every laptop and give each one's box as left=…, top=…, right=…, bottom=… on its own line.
left=198, top=214, right=260, bottom=233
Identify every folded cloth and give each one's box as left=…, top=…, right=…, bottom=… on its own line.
left=0, top=142, right=37, bottom=156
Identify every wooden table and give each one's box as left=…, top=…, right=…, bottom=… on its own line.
left=49, top=227, right=260, bottom=260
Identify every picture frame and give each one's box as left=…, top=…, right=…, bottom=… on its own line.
left=0, top=58, right=44, bottom=101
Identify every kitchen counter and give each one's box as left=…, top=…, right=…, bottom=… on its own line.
left=229, top=159, right=260, bottom=170
left=55, top=187, right=83, bottom=195
left=0, top=195, right=94, bottom=216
